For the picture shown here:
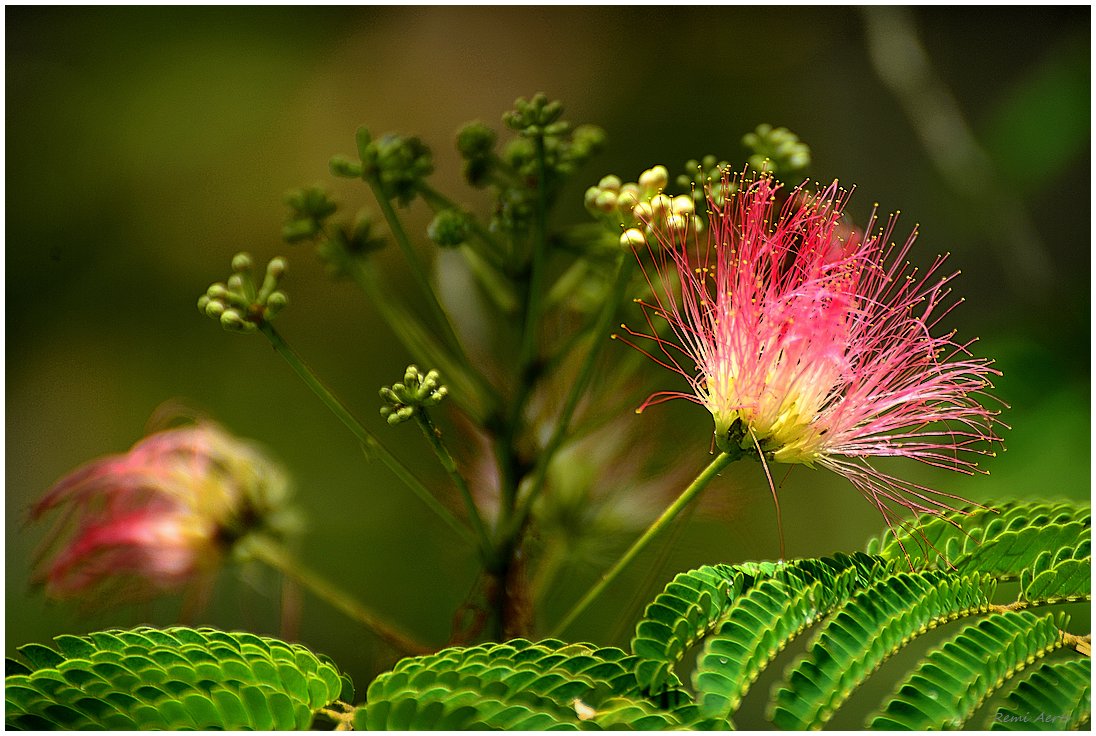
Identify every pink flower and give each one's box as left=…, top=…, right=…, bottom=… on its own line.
left=619, top=170, right=1005, bottom=527
left=31, top=420, right=293, bottom=602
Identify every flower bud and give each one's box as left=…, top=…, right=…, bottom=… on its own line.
left=638, top=165, right=669, bottom=193
left=598, top=175, right=622, bottom=192
left=620, top=228, right=646, bottom=249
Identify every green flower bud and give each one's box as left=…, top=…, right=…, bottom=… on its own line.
left=456, top=121, right=497, bottom=159
left=617, top=186, right=640, bottom=214
left=620, top=228, right=646, bottom=249
left=598, top=175, right=622, bottom=192
left=355, top=126, right=373, bottom=161
left=427, top=210, right=469, bottom=248
left=282, top=220, right=319, bottom=243
left=650, top=193, right=672, bottom=219
left=638, top=165, right=669, bottom=193
left=220, top=309, right=251, bottom=331
left=594, top=190, right=617, bottom=213
left=671, top=194, right=695, bottom=216
left=231, top=253, right=253, bottom=273
left=329, top=155, right=363, bottom=179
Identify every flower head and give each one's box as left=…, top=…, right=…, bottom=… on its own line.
left=620, top=169, right=1004, bottom=527
left=31, top=419, right=295, bottom=603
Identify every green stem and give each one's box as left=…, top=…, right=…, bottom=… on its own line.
left=517, top=135, right=550, bottom=371
left=509, top=255, right=634, bottom=538
left=415, top=409, right=494, bottom=564
left=550, top=451, right=739, bottom=637
left=258, top=323, right=475, bottom=547
left=346, top=257, right=495, bottom=420
left=365, top=177, right=470, bottom=363
left=246, top=536, right=430, bottom=656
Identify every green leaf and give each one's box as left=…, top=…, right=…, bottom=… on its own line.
left=770, top=570, right=995, bottom=729
left=5, top=627, right=345, bottom=730
left=360, top=639, right=690, bottom=730
left=869, top=611, right=1068, bottom=729
left=990, top=658, right=1091, bottom=730
left=693, top=553, right=890, bottom=726
left=629, top=563, right=747, bottom=693
left=868, top=500, right=1090, bottom=583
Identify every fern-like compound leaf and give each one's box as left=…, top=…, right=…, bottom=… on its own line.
left=692, top=553, right=889, bottom=726
left=629, top=563, right=747, bottom=694
left=867, top=501, right=1091, bottom=585
left=355, top=638, right=696, bottom=730
left=868, top=611, right=1068, bottom=729
left=769, top=570, right=995, bottom=729
left=989, top=658, right=1091, bottom=730
left=4, top=626, right=344, bottom=730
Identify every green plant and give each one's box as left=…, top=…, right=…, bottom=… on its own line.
left=9, top=500, right=1088, bottom=730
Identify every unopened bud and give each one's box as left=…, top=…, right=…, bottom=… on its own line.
left=638, top=165, right=669, bottom=192
left=620, top=228, right=646, bottom=249
left=597, top=175, right=622, bottom=191
left=671, top=195, right=695, bottom=216
left=594, top=190, right=618, bottom=213
left=650, top=193, right=672, bottom=218
left=231, top=253, right=253, bottom=273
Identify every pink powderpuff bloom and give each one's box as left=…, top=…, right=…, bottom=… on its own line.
left=620, top=170, right=1005, bottom=529
left=31, top=420, right=293, bottom=603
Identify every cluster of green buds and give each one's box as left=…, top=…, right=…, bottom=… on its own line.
left=676, top=155, right=735, bottom=209
left=379, top=365, right=448, bottom=426
left=197, top=253, right=288, bottom=333
left=282, top=186, right=338, bottom=243
left=455, top=94, right=605, bottom=235
left=331, top=127, right=434, bottom=206
left=742, top=124, right=811, bottom=178
left=282, top=186, right=386, bottom=277
left=584, top=165, right=704, bottom=248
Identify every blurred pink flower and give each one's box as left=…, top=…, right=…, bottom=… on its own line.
left=621, top=171, right=1005, bottom=527
left=31, top=420, right=293, bottom=603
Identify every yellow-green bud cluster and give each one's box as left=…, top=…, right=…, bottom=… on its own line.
left=584, top=165, right=703, bottom=248
left=742, top=124, right=811, bottom=178
left=379, top=365, right=448, bottom=425
left=197, top=253, right=289, bottom=333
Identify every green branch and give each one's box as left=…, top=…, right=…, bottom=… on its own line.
left=509, top=255, right=634, bottom=538
left=365, top=176, right=471, bottom=365
left=258, top=323, right=474, bottom=547
left=415, top=408, right=494, bottom=565
left=551, top=451, right=739, bottom=637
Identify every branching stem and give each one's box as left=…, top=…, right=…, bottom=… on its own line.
left=415, top=408, right=494, bottom=564
left=258, top=323, right=474, bottom=547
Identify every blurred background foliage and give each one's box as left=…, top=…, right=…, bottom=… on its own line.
left=6, top=4, right=1090, bottom=715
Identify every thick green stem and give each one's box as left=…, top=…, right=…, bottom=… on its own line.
left=509, top=255, right=634, bottom=539
left=550, top=451, right=739, bottom=637
left=258, top=323, right=474, bottom=547
left=415, top=409, right=494, bottom=564
left=246, top=536, right=430, bottom=656
left=516, top=135, right=550, bottom=372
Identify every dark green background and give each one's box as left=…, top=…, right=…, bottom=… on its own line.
left=7, top=6, right=1090, bottom=721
